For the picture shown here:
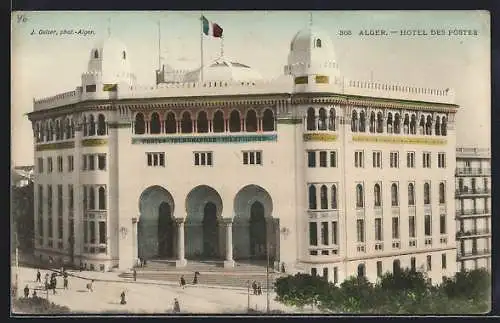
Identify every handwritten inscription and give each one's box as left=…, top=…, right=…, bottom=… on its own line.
left=340, top=29, right=479, bottom=37
left=30, top=29, right=96, bottom=36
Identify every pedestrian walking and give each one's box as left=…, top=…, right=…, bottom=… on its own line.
left=32, top=290, right=37, bottom=298
left=120, top=291, right=127, bottom=305
left=180, top=275, right=186, bottom=289
left=44, top=274, right=49, bottom=290
left=192, top=271, right=199, bottom=285
left=252, top=281, right=257, bottom=295
left=173, top=298, right=181, bottom=313
left=51, top=277, right=57, bottom=294
left=63, top=275, right=68, bottom=289
left=86, top=280, right=94, bottom=292
left=36, top=270, right=41, bottom=283
left=257, top=282, right=262, bottom=295
left=23, top=285, right=29, bottom=298
left=133, top=269, right=137, bottom=282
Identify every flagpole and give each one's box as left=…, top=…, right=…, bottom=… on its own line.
left=220, top=36, right=224, bottom=58
left=200, top=13, right=204, bottom=83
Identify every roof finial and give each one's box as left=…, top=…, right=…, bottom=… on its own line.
left=309, top=11, right=313, bottom=27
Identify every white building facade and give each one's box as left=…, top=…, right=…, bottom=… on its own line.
left=28, top=24, right=458, bottom=284
left=455, top=147, right=491, bottom=272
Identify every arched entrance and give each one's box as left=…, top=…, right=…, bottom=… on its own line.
left=158, top=202, right=175, bottom=258
left=138, top=186, right=176, bottom=261
left=185, top=185, right=223, bottom=260
left=203, top=202, right=219, bottom=258
left=249, top=202, right=267, bottom=259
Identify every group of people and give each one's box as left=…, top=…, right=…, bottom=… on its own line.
left=179, top=272, right=200, bottom=289
left=251, top=281, right=264, bottom=295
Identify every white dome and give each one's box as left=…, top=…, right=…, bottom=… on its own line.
left=183, top=58, right=263, bottom=83
left=87, top=35, right=134, bottom=85
left=290, top=25, right=336, bottom=58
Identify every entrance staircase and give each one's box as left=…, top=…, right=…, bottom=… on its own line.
left=118, top=259, right=285, bottom=288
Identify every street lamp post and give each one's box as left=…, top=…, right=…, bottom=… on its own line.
left=246, top=280, right=250, bottom=312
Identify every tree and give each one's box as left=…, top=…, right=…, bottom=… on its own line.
left=11, top=182, right=35, bottom=251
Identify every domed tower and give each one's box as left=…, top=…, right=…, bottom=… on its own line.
left=284, top=23, right=342, bottom=93
left=82, top=34, right=136, bottom=92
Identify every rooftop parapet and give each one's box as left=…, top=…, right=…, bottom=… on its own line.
left=456, top=147, right=491, bottom=159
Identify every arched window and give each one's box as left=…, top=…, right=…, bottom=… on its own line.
left=425, top=115, right=433, bottom=135
left=441, top=117, right=447, bottom=135
left=65, top=119, right=71, bottom=139
left=89, top=187, right=95, bottom=210
left=229, top=110, right=241, bottom=132
left=356, top=184, right=364, bottom=208
left=149, top=112, right=161, bottom=134
left=391, top=183, right=399, bottom=206
left=197, top=111, right=209, bottom=133
left=97, top=114, right=106, bottom=135
left=410, top=114, right=417, bottom=134
left=37, top=123, right=43, bottom=142
left=71, top=119, right=75, bottom=138
left=387, top=113, right=393, bottom=133
left=55, top=120, right=61, bottom=140
left=331, top=185, right=337, bottom=209
left=213, top=110, right=225, bottom=133
left=458, top=178, right=464, bottom=191
left=376, top=112, right=384, bottom=133
left=328, top=108, right=336, bottom=131
left=98, top=187, right=106, bottom=210
left=393, top=259, right=401, bottom=274
left=435, top=116, right=441, bottom=135
left=359, top=110, right=366, bottom=132
left=94, top=50, right=99, bottom=59
left=307, top=108, right=316, bottom=131
left=439, top=182, right=445, bottom=204
left=316, top=39, right=322, bottom=48
left=49, top=121, right=54, bottom=141
left=122, top=51, right=126, bottom=60
left=419, top=115, right=425, bottom=135
left=308, top=185, right=317, bottom=210
left=318, top=108, right=327, bottom=130
left=134, top=113, right=145, bottom=135
left=374, top=184, right=381, bottom=207
left=357, top=264, right=365, bottom=278
left=181, top=111, right=193, bottom=133
left=369, top=112, right=376, bottom=133
left=320, top=185, right=328, bottom=209
left=351, top=110, right=358, bottom=132
left=262, top=109, right=275, bottom=131
left=408, top=183, right=415, bottom=205
left=403, top=114, right=410, bottom=134
left=245, top=110, right=257, bottom=132
left=89, top=115, right=96, bottom=136
left=424, top=183, right=430, bottom=205
left=165, top=112, right=177, bottom=134
left=394, top=113, right=401, bottom=134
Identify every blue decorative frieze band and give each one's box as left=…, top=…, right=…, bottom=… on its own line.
left=132, top=134, right=278, bottom=145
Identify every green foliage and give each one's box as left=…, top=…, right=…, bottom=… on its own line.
left=13, top=297, right=71, bottom=314
left=274, top=269, right=491, bottom=314
left=11, top=182, right=34, bottom=251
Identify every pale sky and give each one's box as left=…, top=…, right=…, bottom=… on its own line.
left=11, top=10, right=490, bottom=166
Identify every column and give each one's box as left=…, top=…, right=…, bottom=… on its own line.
left=175, top=218, right=187, bottom=267
left=208, top=119, right=212, bottom=133
left=258, top=118, right=263, bottom=132
left=223, top=218, right=235, bottom=268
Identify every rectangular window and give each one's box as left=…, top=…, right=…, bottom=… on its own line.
left=333, top=267, right=338, bottom=284
left=373, top=151, right=382, bottom=168
left=439, top=214, right=446, bottom=234
left=438, top=152, right=446, bottom=168
left=99, top=221, right=106, bottom=244
left=355, top=151, right=364, bottom=168
left=37, top=157, right=44, bottom=173
left=147, top=153, right=153, bottom=166
left=330, top=151, right=337, bottom=167
left=57, top=156, right=63, bottom=172
left=427, top=255, right=432, bottom=271
left=441, top=253, right=447, bottom=269
left=390, top=151, right=399, bottom=168
left=243, top=152, right=248, bottom=165
left=153, top=154, right=158, bottom=166
left=425, top=214, right=432, bottom=236
left=392, top=217, right=400, bottom=239
left=308, top=151, right=316, bottom=168
left=146, top=153, right=165, bottom=167
left=67, top=155, right=74, bottom=172
left=82, top=155, right=87, bottom=170
left=356, top=219, right=365, bottom=243
left=194, top=152, right=213, bottom=166
left=319, top=151, right=327, bottom=167
left=48, top=217, right=53, bottom=239
left=243, top=151, right=262, bottom=165
left=331, top=221, right=338, bottom=245
left=57, top=216, right=63, bottom=240
left=375, top=218, right=382, bottom=241
left=38, top=185, right=43, bottom=237
left=83, top=220, right=88, bottom=243
left=309, top=222, right=318, bottom=246
left=377, top=261, right=383, bottom=277
left=68, top=184, right=74, bottom=211
left=89, top=221, right=96, bottom=244
left=411, top=257, right=416, bottom=272
left=69, top=219, right=74, bottom=242
left=321, top=222, right=328, bottom=245
left=88, top=155, right=95, bottom=170
left=423, top=152, right=431, bottom=168
left=98, top=154, right=106, bottom=170
left=48, top=157, right=53, bottom=173
left=407, top=151, right=415, bottom=168
left=409, top=216, right=416, bottom=238
left=311, top=268, right=317, bottom=276
left=159, top=153, right=165, bottom=166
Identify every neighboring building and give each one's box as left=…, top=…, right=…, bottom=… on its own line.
left=455, top=147, right=491, bottom=272
left=27, top=22, right=459, bottom=285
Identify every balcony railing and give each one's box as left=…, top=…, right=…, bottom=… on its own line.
left=455, top=188, right=491, bottom=197
left=456, top=228, right=491, bottom=238
left=455, top=168, right=491, bottom=176
left=456, top=209, right=490, bottom=217
left=457, top=249, right=491, bottom=259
